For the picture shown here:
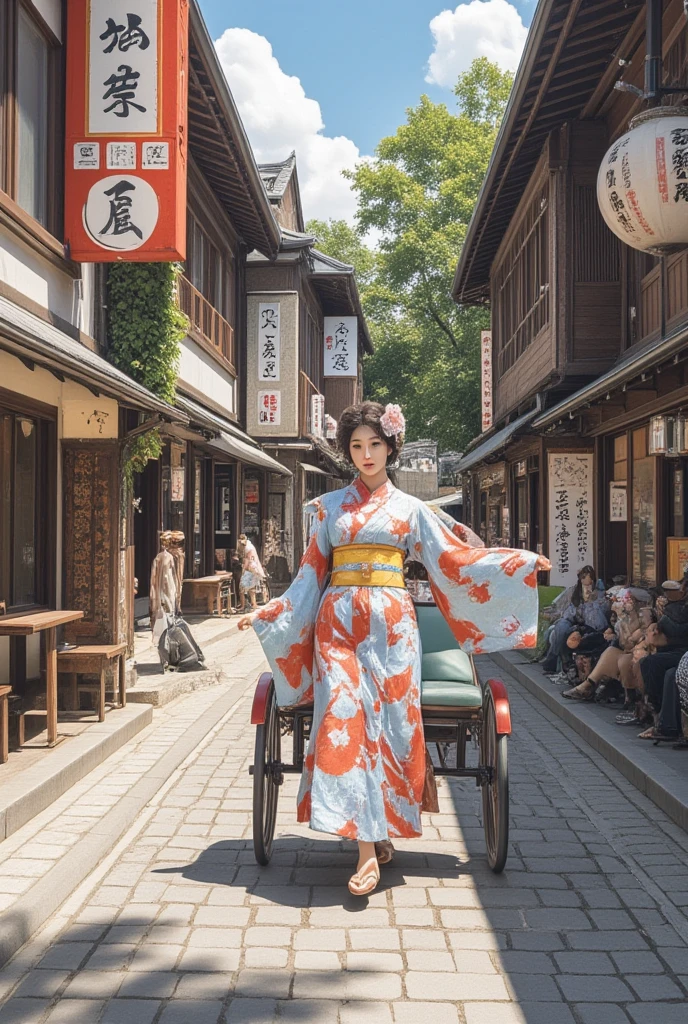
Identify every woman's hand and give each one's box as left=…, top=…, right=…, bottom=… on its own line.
left=237, top=612, right=257, bottom=631
left=603, top=628, right=615, bottom=642
left=535, top=555, right=552, bottom=572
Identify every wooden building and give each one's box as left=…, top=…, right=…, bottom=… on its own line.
left=0, top=0, right=188, bottom=694
left=131, top=2, right=291, bottom=613
left=246, top=154, right=373, bottom=583
left=455, top=0, right=688, bottom=590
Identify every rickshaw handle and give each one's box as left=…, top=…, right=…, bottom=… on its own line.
left=486, top=679, right=512, bottom=735
left=251, top=671, right=274, bottom=725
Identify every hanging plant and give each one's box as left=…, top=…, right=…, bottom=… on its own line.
left=108, top=262, right=188, bottom=489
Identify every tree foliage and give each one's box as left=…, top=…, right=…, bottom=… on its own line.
left=310, top=58, right=513, bottom=452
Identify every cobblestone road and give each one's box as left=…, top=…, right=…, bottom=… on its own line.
left=1, top=644, right=688, bottom=1024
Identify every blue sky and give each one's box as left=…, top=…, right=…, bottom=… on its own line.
left=197, top=1, right=536, bottom=221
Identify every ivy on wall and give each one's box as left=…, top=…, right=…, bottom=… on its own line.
left=107, top=262, right=188, bottom=487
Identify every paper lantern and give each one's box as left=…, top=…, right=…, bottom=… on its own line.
left=597, top=108, right=688, bottom=256
left=649, top=414, right=678, bottom=455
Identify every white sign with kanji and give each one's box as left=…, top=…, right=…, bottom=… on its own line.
left=258, top=303, right=280, bottom=382
left=82, top=174, right=159, bottom=251
left=89, top=0, right=159, bottom=135
left=258, top=391, right=281, bottom=426
left=481, top=330, right=493, bottom=432
left=311, top=394, right=325, bottom=437
left=324, top=317, right=357, bottom=378
left=548, top=453, right=594, bottom=587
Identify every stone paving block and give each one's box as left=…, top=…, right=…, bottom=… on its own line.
left=188, top=928, right=243, bottom=948
left=557, top=975, right=635, bottom=1002
left=45, top=999, right=106, bottom=1022
left=611, top=951, right=664, bottom=974
left=172, top=973, right=234, bottom=1000
left=280, top=1000, right=340, bottom=1022
left=524, top=908, right=592, bottom=931
left=393, top=909, right=435, bottom=927
left=116, top=973, right=178, bottom=998
left=575, top=1007, right=634, bottom=1024
left=498, top=950, right=555, bottom=974
left=38, top=943, right=93, bottom=970
left=553, top=952, right=615, bottom=975
left=225, top=998, right=278, bottom=1024
left=340, top=1002, right=393, bottom=1024
left=12, top=971, right=69, bottom=999
left=293, top=929, right=347, bottom=951
left=101, top=1000, right=160, bottom=1024
left=128, top=943, right=183, bottom=972
left=292, top=970, right=401, bottom=1001
left=157, top=1001, right=224, bottom=1024
left=62, top=971, right=126, bottom=999
left=401, top=930, right=446, bottom=950
left=393, top=1003, right=460, bottom=1024
left=254, top=906, right=302, bottom=925
left=405, top=972, right=509, bottom=1001
left=405, top=950, right=455, bottom=972
left=308, top=908, right=390, bottom=928
left=348, top=929, right=401, bottom=950
left=177, top=947, right=241, bottom=972
left=0, top=999, right=50, bottom=1024
left=626, top=974, right=684, bottom=1000
left=588, top=909, right=637, bottom=930
left=468, top=1006, right=577, bottom=1024
left=244, top=948, right=289, bottom=969
left=627, top=1006, right=688, bottom=1024
left=504, top=974, right=563, bottom=1002
left=346, top=952, right=404, bottom=972
left=294, top=951, right=341, bottom=971
left=567, top=931, right=650, bottom=951
left=244, top=926, right=292, bottom=947
left=234, top=970, right=292, bottom=999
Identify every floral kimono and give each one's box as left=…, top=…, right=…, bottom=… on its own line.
left=253, top=477, right=540, bottom=842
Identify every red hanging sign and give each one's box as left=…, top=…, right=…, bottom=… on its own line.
left=64, top=0, right=188, bottom=262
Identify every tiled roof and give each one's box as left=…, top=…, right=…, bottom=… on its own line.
left=258, top=152, right=297, bottom=198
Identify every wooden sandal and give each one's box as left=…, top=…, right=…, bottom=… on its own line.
left=375, top=840, right=395, bottom=865
left=348, top=857, right=381, bottom=896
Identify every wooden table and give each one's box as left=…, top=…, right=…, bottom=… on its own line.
left=182, top=574, right=233, bottom=616
left=0, top=610, right=84, bottom=747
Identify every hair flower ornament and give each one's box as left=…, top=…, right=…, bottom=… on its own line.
left=380, top=403, right=405, bottom=438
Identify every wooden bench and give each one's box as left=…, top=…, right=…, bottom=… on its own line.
left=57, top=644, right=127, bottom=722
left=0, top=685, right=10, bottom=764
left=182, top=574, right=233, bottom=616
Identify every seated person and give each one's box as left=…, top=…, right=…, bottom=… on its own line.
left=563, top=591, right=650, bottom=702
left=541, top=565, right=610, bottom=678
left=634, top=579, right=688, bottom=732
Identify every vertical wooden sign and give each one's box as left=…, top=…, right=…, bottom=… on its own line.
left=64, top=0, right=189, bottom=262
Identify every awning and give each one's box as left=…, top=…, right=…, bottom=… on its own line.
left=299, top=462, right=328, bottom=475
left=533, top=320, right=688, bottom=429
left=457, top=408, right=539, bottom=473
left=427, top=490, right=463, bottom=508
left=0, top=295, right=186, bottom=421
left=210, top=433, right=291, bottom=476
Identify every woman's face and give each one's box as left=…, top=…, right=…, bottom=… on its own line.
left=580, top=573, right=594, bottom=589
left=349, top=425, right=391, bottom=477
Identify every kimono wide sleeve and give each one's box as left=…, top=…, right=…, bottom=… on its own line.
left=412, top=501, right=540, bottom=655
left=252, top=499, right=331, bottom=707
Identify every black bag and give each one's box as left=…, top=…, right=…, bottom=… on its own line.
left=158, top=614, right=205, bottom=671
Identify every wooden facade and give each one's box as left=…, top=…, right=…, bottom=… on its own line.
left=455, top=0, right=688, bottom=590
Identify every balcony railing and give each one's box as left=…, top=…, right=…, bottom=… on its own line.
left=299, top=370, right=324, bottom=437
left=177, top=275, right=236, bottom=376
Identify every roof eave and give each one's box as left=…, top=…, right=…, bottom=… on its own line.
left=452, top=0, right=558, bottom=303
left=189, top=0, right=280, bottom=259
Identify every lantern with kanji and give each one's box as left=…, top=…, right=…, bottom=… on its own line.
left=597, top=108, right=688, bottom=256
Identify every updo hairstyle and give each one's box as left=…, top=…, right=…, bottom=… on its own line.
left=336, top=401, right=402, bottom=467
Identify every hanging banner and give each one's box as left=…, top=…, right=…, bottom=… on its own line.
left=548, top=453, right=594, bottom=586
left=258, top=303, right=281, bottom=382
left=65, top=0, right=188, bottom=261
left=324, top=317, right=357, bottom=377
left=258, top=390, right=281, bottom=426
left=481, top=330, right=493, bottom=432
left=310, top=394, right=325, bottom=437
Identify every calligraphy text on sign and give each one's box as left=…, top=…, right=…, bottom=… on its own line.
left=65, top=0, right=188, bottom=262
left=258, top=391, right=281, bottom=427
left=547, top=453, right=594, bottom=586
left=324, top=317, right=358, bottom=378
left=258, top=304, right=281, bottom=382
left=481, top=331, right=493, bottom=432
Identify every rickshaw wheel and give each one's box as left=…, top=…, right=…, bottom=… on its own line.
left=252, top=681, right=281, bottom=865
left=480, top=685, right=509, bottom=873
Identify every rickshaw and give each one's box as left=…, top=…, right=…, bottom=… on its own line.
left=249, top=600, right=512, bottom=873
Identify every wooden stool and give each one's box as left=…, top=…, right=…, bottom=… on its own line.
left=57, top=644, right=127, bottom=722
left=0, top=685, right=10, bottom=764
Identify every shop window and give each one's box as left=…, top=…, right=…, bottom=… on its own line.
left=243, top=471, right=261, bottom=545
left=185, top=212, right=235, bottom=324
left=0, top=405, right=55, bottom=612
left=1, top=2, right=63, bottom=236
left=214, top=464, right=234, bottom=572
left=161, top=442, right=186, bottom=533
left=631, top=427, right=656, bottom=586
left=193, top=456, right=203, bottom=577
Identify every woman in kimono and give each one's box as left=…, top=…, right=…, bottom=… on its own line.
left=239, top=401, right=548, bottom=896
left=237, top=534, right=267, bottom=612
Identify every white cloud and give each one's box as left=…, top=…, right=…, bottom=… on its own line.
left=214, top=28, right=365, bottom=224
left=426, top=1, right=528, bottom=88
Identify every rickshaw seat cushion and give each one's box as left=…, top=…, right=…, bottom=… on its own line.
left=421, top=649, right=473, bottom=683
left=421, top=679, right=482, bottom=708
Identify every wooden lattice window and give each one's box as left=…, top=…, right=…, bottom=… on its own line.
left=493, top=184, right=550, bottom=375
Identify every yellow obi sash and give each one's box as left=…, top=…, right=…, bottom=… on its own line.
left=330, top=544, right=405, bottom=589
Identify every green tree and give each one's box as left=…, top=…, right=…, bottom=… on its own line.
left=337, top=57, right=513, bottom=450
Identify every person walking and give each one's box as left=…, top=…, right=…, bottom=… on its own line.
left=238, top=401, right=549, bottom=897
left=237, top=533, right=266, bottom=612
